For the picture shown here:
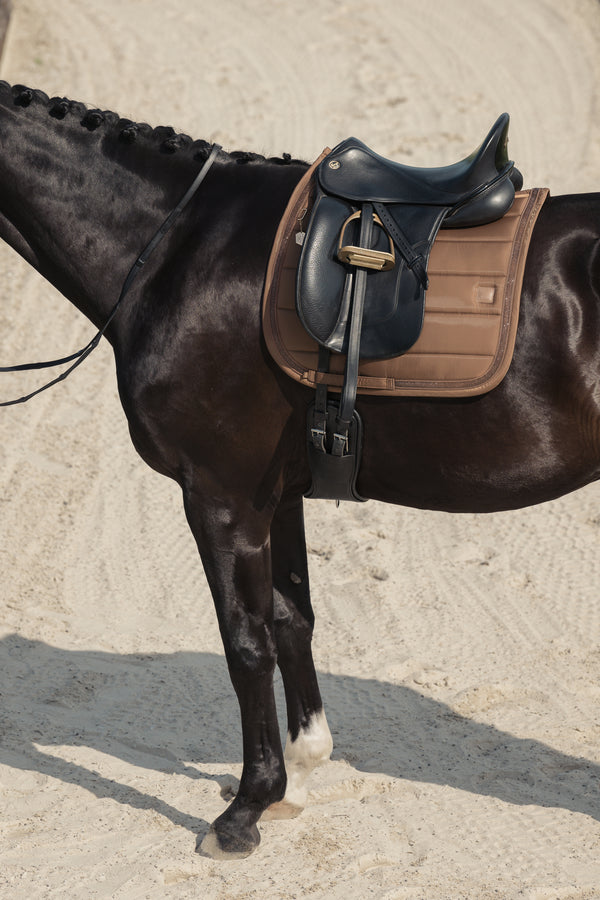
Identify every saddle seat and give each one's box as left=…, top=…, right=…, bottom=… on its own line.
left=320, top=113, right=523, bottom=227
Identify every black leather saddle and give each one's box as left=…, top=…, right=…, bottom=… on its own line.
left=296, top=114, right=522, bottom=502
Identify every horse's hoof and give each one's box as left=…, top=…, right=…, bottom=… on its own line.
left=196, top=823, right=260, bottom=860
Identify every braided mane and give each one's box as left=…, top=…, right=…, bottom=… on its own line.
left=0, top=82, right=295, bottom=166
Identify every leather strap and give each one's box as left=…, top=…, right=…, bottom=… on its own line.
left=309, top=345, right=330, bottom=453
left=335, top=202, right=374, bottom=446
left=373, top=201, right=431, bottom=290
left=0, top=143, right=221, bottom=406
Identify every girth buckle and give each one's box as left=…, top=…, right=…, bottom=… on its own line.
left=310, top=425, right=326, bottom=453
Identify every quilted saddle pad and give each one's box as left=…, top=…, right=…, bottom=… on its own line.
left=263, top=151, right=548, bottom=398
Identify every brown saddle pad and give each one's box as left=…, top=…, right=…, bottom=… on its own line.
left=263, top=151, right=548, bottom=398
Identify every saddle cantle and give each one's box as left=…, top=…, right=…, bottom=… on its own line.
left=263, top=117, right=544, bottom=502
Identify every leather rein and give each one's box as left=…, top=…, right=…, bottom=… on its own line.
left=0, top=142, right=221, bottom=407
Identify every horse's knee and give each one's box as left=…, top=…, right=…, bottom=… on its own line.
left=225, top=634, right=278, bottom=686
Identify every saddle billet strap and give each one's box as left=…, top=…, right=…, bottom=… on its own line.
left=372, top=201, right=433, bottom=290
left=309, top=345, right=330, bottom=453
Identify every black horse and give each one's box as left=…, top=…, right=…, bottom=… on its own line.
left=2, top=82, right=600, bottom=859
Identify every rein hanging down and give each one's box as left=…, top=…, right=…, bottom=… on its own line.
left=0, top=142, right=221, bottom=407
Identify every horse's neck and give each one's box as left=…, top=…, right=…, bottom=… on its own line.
left=0, top=105, right=183, bottom=335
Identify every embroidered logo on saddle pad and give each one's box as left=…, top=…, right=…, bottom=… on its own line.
left=263, top=152, right=548, bottom=399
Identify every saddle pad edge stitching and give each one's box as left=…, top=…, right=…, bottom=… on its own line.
left=429, top=269, right=509, bottom=277
left=433, top=236, right=519, bottom=244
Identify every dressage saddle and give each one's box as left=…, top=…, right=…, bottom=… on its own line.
left=296, top=113, right=523, bottom=501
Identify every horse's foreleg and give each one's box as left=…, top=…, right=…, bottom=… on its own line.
left=182, top=485, right=285, bottom=859
left=264, top=496, right=333, bottom=821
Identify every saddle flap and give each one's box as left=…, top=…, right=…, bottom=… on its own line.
left=296, top=191, right=447, bottom=359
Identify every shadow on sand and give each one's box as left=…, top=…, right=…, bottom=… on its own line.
left=1, top=633, right=598, bottom=843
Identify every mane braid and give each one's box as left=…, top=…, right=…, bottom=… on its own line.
left=0, top=81, right=299, bottom=165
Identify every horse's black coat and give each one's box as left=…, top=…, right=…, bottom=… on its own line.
left=2, top=82, right=600, bottom=857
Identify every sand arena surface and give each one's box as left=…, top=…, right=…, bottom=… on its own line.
left=2, top=1, right=600, bottom=896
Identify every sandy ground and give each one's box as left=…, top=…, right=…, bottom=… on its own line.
left=2, top=0, right=600, bottom=897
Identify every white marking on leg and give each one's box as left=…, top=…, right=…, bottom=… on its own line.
left=263, top=708, right=333, bottom=820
